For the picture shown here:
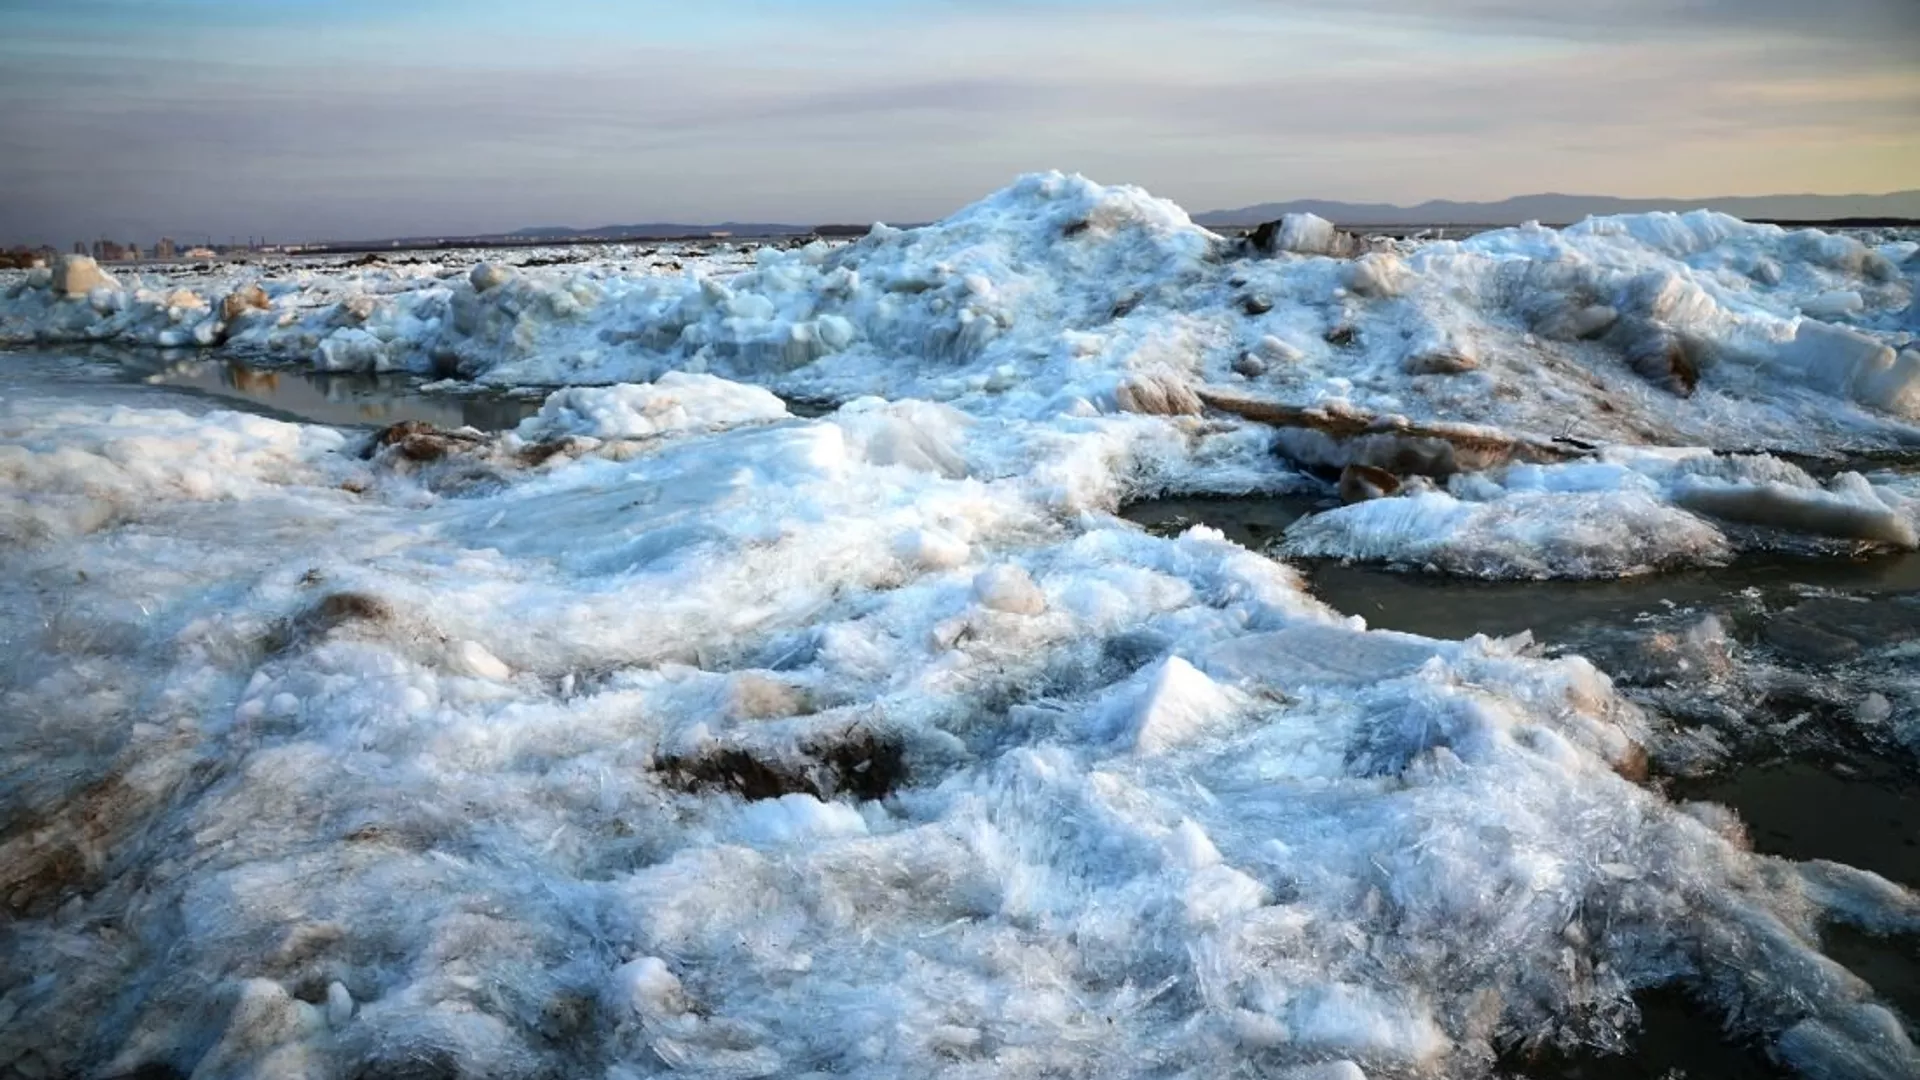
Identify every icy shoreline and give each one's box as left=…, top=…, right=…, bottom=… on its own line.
left=4, top=174, right=1920, bottom=1079
left=7, top=172, right=1919, bottom=578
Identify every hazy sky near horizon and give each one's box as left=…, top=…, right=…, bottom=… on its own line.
left=2, top=0, right=1916, bottom=245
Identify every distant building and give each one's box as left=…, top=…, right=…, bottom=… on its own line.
left=73, top=241, right=88, bottom=256
left=184, top=246, right=216, bottom=260
left=155, top=237, right=177, bottom=260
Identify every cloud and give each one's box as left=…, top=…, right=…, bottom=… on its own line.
left=0, top=0, right=1914, bottom=244
left=1246, top=0, right=1920, bottom=48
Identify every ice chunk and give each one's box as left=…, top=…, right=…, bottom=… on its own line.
left=1252, top=213, right=1355, bottom=257
left=451, top=640, right=513, bottom=681
left=1671, top=472, right=1917, bottom=547
left=1345, top=252, right=1407, bottom=298
left=1802, top=289, right=1865, bottom=318
left=312, top=327, right=388, bottom=372
left=610, top=957, right=686, bottom=1018
left=516, top=372, right=789, bottom=441
left=734, top=794, right=870, bottom=845
left=51, top=254, right=118, bottom=297
left=1291, top=984, right=1449, bottom=1066
left=325, top=982, right=354, bottom=1029
left=1775, top=1006, right=1919, bottom=1080
left=836, top=399, right=972, bottom=477
left=220, top=283, right=270, bottom=322
left=1115, top=370, right=1204, bottom=416
left=1279, top=1063, right=1368, bottom=1080
left=1775, top=319, right=1913, bottom=414
left=1200, top=624, right=1441, bottom=687
left=973, top=563, right=1047, bottom=615
left=1284, top=488, right=1732, bottom=579
left=893, top=527, right=971, bottom=570
left=1129, top=655, right=1242, bottom=754
left=469, top=262, right=515, bottom=293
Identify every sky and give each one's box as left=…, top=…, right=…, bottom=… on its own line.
left=1, top=0, right=1916, bottom=246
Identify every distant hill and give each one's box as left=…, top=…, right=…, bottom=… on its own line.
left=505, top=222, right=815, bottom=240
left=1196, top=190, right=1920, bottom=228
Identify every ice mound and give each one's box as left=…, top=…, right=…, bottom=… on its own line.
left=1283, top=448, right=1918, bottom=578
left=8, top=175, right=1914, bottom=449
left=0, top=397, right=349, bottom=544
left=3, top=391, right=1918, bottom=1080
left=513, top=371, right=790, bottom=441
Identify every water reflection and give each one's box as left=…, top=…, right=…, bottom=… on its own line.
left=143, top=358, right=541, bottom=430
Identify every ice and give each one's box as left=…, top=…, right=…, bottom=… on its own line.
left=6, top=387, right=1914, bottom=1079
left=512, top=370, right=789, bottom=441
left=1285, top=486, right=1734, bottom=579
left=6, top=177, right=1913, bottom=445
left=972, top=562, right=1049, bottom=615
left=50, top=253, right=119, bottom=297
left=0, top=397, right=350, bottom=544
left=1671, top=469, right=1919, bottom=547
left=1263, top=212, right=1353, bottom=257
left=1284, top=448, right=1917, bottom=578
left=1775, top=319, right=1920, bottom=414
left=4, top=177, right=1920, bottom=1080
left=1120, top=655, right=1246, bottom=755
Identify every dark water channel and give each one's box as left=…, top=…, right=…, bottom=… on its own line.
left=138, top=356, right=542, bottom=430
left=1, top=349, right=854, bottom=431
left=0, top=348, right=545, bottom=430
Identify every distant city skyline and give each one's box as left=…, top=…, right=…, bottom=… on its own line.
left=3, top=0, right=1916, bottom=247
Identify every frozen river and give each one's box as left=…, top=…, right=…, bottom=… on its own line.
left=3, top=174, right=1919, bottom=1079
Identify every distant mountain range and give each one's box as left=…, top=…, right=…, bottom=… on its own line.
left=301, top=191, right=1919, bottom=255
left=1195, top=190, right=1920, bottom=228
left=508, top=191, right=1920, bottom=242
left=505, top=222, right=817, bottom=240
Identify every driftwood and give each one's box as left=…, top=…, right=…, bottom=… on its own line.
left=1196, top=387, right=1591, bottom=477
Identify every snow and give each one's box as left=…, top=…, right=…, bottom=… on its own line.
left=3, top=172, right=1920, bottom=1079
